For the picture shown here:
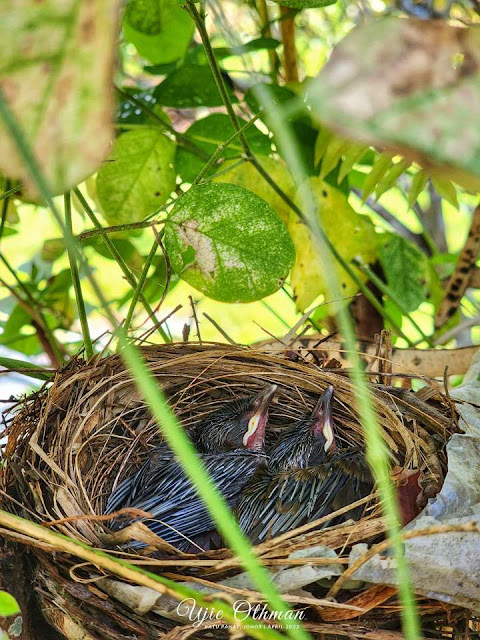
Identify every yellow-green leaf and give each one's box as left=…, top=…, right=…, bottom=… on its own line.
left=362, top=154, right=392, bottom=202
left=408, top=169, right=428, bottom=209
left=289, top=178, right=377, bottom=310
left=213, top=158, right=295, bottom=224
left=375, top=158, right=411, bottom=199
left=97, top=128, right=176, bottom=225
left=0, top=0, right=119, bottom=199
left=431, top=176, right=459, bottom=209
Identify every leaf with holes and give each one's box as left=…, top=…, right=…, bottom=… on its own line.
left=379, top=234, right=429, bottom=312
left=96, top=128, right=176, bottom=225
left=307, top=18, right=480, bottom=189
left=289, top=178, right=377, bottom=310
left=123, top=0, right=194, bottom=64
left=0, top=0, right=119, bottom=199
left=164, top=183, right=295, bottom=302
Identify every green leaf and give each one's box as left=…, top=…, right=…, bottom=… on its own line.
left=0, top=0, right=119, bottom=199
left=379, top=234, right=428, bottom=312
left=2, top=304, right=31, bottom=341
left=307, top=17, right=480, bottom=190
left=246, top=84, right=317, bottom=174
left=213, top=157, right=295, bottom=224
left=123, top=0, right=194, bottom=64
left=289, top=178, right=377, bottom=310
left=0, top=591, right=20, bottom=617
left=0, top=357, right=52, bottom=381
left=176, top=114, right=271, bottom=183
left=319, top=137, right=350, bottom=179
left=164, top=183, right=295, bottom=302
left=375, top=158, right=411, bottom=199
left=154, top=65, right=238, bottom=108
left=362, top=154, right=392, bottom=202
left=431, top=176, right=459, bottom=209
left=97, top=128, right=176, bottom=225
left=407, top=170, right=428, bottom=209
left=338, top=143, right=369, bottom=184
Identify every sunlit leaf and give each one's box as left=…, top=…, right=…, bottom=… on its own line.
left=307, top=18, right=480, bottom=190
left=0, top=0, right=119, bottom=199
left=213, top=157, right=295, bottom=224
left=123, top=0, right=194, bottom=64
left=176, top=114, right=271, bottom=183
left=407, top=169, right=428, bottom=209
left=431, top=176, right=459, bottom=209
left=0, top=591, right=20, bottom=617
left=154, top=65, right=237, bottom=108
left=319, top=137, right=350, bottom=179
left=362, top=154, right=392, bottom=202
left=97, top=128, right=176, bottom=225
left=375, top=158, right=411, bottom=199
left=379, top=234, right=429, bottom=312
left=164, top=183, right=295, bottom=302
left=338, top=143, right=369, bottom=184
left=289, top=178, right=377, bottom=310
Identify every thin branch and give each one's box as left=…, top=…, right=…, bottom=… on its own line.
left=73, top=188, right=170, bottom=342
left=0, top=178, right=11, bottom=243
left=64, top=192, right=94, bottom=359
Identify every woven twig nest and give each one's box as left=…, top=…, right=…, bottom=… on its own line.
left=1, top=343, right=464, bottom=639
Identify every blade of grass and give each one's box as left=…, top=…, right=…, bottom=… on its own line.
left=0, top=356, right=53, bottom=381
left=0, top=178, right=11, bottom=243
left=123, top=238, right=158, bottom=334
left=65, top=192, right=93, bottom=360
left=251, top=83, right=420, bottom=640
left=0, top=86, right=310, bottom=640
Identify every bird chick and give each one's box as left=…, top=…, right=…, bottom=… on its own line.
left=104, top=384, right=277, bottom=515
left=237, top=386, right=373, bottom=543
left=104, top=384, right=277, bottom=551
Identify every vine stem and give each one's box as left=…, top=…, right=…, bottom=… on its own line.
left=123, top=238, right=158, bottom=334
left=64, top=193, right=94, bottom=360
left=73, top=188, right=170, bottom=343
left=279, top=6, right=299, bottom=83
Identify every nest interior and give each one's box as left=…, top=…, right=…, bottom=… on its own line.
left=1, top=342, right=467, bottom=640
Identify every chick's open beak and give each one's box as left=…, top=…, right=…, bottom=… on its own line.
left=312, top=385, right=335, bottom=452
left=243, top=384, right=277, bottom=447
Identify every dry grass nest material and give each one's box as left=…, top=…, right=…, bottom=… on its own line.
left=1, top=342, right=467, bottom=639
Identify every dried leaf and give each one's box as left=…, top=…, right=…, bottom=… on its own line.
left=0, top=0, right=119, bottom=199
left=307, top=18, right=480, bottom=190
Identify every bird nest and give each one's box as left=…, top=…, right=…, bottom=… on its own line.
left=0, top=342, right=468, bottom=639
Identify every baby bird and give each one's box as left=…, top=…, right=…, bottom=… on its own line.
left=104, top=385, right=276, bottom=551
left=237, top=386, right=373, bottom=544
left=105, top=384, right=277, bottom=515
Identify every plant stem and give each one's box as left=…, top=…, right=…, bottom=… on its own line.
left=185, top=1, right=249, bottom=154
left=64, top=192, right=94, bottom=360
left=279, top=6, right=299, bottom=82
left=0, top=184, right=21, bottom=203
left=0, top=88, right=301, bottom=640
left=73, top=188, right=170, bottom=343
left=0, top=178, right=11, bottom=243
left=77, top=218, right=160, bottom=241
left=123, top=239, right=158, bottom=334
